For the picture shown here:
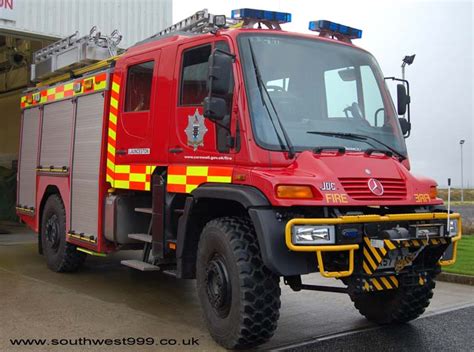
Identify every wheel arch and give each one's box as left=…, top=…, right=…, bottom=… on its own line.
left=176, top=184, right=270, bottom=279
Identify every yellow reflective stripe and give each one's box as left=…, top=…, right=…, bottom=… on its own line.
left=115, top=165, right=130, bottom=173
left=372, top=279, right=383, bottom=290
left=107, top=159, right=115, bottom=170
left=186, top=184, right=198, bottom=193
left=129, top=173, right=146, bottom=182
left=186, top=166, right=209, bottom=176
left=108, top=128, right=116, bottom=141
left=364, top=237, right=382, bottom=262
left=363, top=248, right=377, bottom=270
left=55, top=91, right=64, bottom=99
left=207, top=176, right=232, bottom=183
left=114, top=180, right=129, bottom=189
left=168, top=175, right=187, bottom=185
left=384, top=240, right=396, bottom=250
left=107, top=144, right=115, bottom=155
left=380, top=277, right=392, bottom=289
left=112, top=82, right=120, bottom=93
left=389, top=276, right=399, bottom=287
left=363, top=261, right=372, bottom=274
left=110, top=97, right=118, bottom=109
left=109, top=112, right=117, bottom=124
left=95, top=80, right=107, bottom=90
left=64, top=83, right=74, bottom=91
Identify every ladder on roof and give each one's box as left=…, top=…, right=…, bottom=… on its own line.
left=144, top=9, right=233, bottom=41
left=31, top=26, right=122, bottom=82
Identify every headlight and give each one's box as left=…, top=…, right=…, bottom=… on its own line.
left=448, top=219, right=458, bottom=237
left=292, top=225, right=335, bottom=245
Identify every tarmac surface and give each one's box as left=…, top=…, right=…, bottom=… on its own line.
left=1, top=221, right=474, bottom=352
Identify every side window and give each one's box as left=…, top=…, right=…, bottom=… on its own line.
left=324, top=67, right=358, bottom=118
left=124, top=61, right=154, bottom=112
left=180, top=45, right=212, bottom=105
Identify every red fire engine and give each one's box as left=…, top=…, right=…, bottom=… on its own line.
left=17, top=9, right=462, bottom=349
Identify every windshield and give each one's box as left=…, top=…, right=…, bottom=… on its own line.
left=238, top=34, right=407, bottom=156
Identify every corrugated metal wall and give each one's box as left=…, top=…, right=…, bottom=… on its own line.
left=1, top=0, right=172, bottom=48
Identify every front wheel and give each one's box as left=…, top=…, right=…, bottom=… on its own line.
left=349, top=276, right=435, bottom=324
left=196, top=217, right=281, bottom=349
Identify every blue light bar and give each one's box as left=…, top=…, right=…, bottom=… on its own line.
left=309, top=20, right=362, bottom=40
left=231, top=8, right=292, bottom=24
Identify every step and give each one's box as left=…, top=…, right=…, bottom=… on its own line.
left=135, top=207, right=152, bottom=214
left=128, top=233, right=152, bottom=243
left=121, top=259, right=160, bottom=271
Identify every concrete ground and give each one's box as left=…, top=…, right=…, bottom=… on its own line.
left=1, top=221, right=474, bottom=352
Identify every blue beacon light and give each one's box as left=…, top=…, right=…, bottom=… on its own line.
left=309, top=20, right=362, bottom=40
left=231, top=8, right=292, bottom=24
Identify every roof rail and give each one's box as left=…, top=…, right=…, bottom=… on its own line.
left=139, top=9, right=231, bottom=44
left=31, top=26, right=122, bottom=82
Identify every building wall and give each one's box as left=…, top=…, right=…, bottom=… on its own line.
left=0, top=0, right=173, bottom=48
left=0, top=91, right=22, bottom=168
left=0, top=0, right=173, bottom=169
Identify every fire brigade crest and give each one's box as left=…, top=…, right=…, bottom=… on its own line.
left=185, top=109, right=208, bottom=151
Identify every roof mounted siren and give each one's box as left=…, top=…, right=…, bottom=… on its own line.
left=309, top=20, right=362, bottom=43
left=231, top=8, right=291, bottom=30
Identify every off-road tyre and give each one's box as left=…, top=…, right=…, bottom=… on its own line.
left=41, top=194, right=86, bottom=272
left=196, top=217, right=281, bottom=349
left=350, top=277, right=435, bottom=324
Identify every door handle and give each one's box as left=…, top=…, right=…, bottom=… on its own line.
left=116, top=149, right=126, bottom=155
left=169, top=148, right=183, bottom=154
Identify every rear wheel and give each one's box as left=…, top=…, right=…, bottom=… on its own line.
left=41, top=194, right=86, bottom=272
left=349, top=276, right=435, bottom=324
left=196, top=217, right=281, bottom=349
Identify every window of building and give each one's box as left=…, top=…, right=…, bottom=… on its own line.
left=124, top=61, right=154, bottom=112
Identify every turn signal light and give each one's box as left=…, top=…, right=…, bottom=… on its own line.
left=429, top=186, right=438, bottom=199
left=276, top=185, right=314, bottom=199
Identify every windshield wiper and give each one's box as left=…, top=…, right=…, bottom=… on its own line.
left=306, top=131, right=407, bottom=161
left=248, top=39, right=295, bottom=159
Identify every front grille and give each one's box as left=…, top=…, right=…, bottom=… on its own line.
left=339, top=177, right=407, bottom=201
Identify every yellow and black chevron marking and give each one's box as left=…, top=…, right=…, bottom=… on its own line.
left=363, top=237, right=449, bottom=274
left=363, top=275, right=399, bottom=292
left=362, top=237, right=388, bottom=274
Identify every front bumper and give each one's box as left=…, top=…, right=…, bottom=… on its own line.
left=285, top=212, right=462, bottom=279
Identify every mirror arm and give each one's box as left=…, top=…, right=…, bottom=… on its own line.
left=213, top=48, right=236, bottom=61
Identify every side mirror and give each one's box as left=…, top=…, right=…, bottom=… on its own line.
left=397, top=84, right=410, bottom=116
left=398, top=118, right=411, bottom=136
left=207, top=51, right=233, bottom=96
left=203, top=97, right=227, bottom=121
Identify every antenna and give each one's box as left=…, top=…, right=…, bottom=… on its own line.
left=447, top=178, right=451, bottom=235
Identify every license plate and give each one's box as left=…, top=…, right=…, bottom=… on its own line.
left=378, top=252, right=415, bottom=270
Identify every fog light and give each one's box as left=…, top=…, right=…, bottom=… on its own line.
left=292, top=225, right=335, bottom=245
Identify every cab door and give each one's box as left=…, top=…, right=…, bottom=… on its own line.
left=168, top=39, right=236, bottom=164
left=115, top=51, right=160, bottom=164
